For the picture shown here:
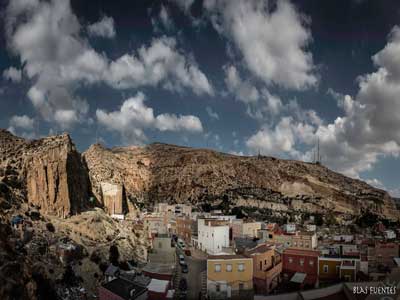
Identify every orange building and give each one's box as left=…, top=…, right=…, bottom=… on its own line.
left=245, top=244, right=282, bottom=295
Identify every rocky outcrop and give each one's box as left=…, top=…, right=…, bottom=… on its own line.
left=83, top=143, right=400, bottom=220
left=0, top=129, right=89, bottom=217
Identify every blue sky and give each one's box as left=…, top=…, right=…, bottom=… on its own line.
left=1, top=0, right=400, bottom=196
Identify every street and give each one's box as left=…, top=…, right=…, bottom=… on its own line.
left=176, top=246, right=207, bottom=300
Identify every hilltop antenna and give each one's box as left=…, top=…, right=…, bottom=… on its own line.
left=316, top=137, right=321, bottom=164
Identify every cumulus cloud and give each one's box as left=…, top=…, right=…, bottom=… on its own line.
left=9, top=115, right=34, bottom=130
left=310, top=26, right=400, bottom=176
left=246, top=25, right=400, bottom=179
left=3, top=67, right=22, bottom=82
left=246, top=116, right=314, bottom=159
left=107, top=36, right=214, bottom=95
left=87, top=16, right=116, bottom=38
left=204, top=0, right=317, bottom=90
left=96, top=92, right=203, bottom=144
left=7, top=114, right=36, bottom=139
left=5, top=0, right=213, bottom=129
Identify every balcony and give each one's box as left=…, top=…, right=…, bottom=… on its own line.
left=265, top=261, right=283, bottom=279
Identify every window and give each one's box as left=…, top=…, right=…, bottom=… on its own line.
left=239, top=283, right=244, bottom=290
left=323, top=265, right=329, bottom=273
left=300, top=259, right=304, bottom=266
left=288, top=257, right=293, bottom=263
left=226, top=264, right=232, bottom=272
left=216, top=284, right=220, bottom=292
left=264, top=259, right=267, bottom=265
left=260, top=261, right=262, bottom=270
left=215, top=264, right=221, bottom=272
left=309, top=260, right=314, bottom=266
left=238, top=263, right=245, bottom=272
left=336, top=265, right=340, bottom=274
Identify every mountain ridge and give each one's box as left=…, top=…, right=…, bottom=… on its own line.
left=1, top=129, right=399, bottom=221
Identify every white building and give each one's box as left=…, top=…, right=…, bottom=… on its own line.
left=197, top=219, right=230, bottom=255
left=384, top=230, right=396, bottom=240
left=283, top=224, right=296, bottom=234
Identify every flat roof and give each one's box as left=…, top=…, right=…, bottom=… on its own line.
left=284, top=248, right=320, bottom=257
left=208, top=254, right=252, bottom=260
left=102, top=278, right=147, bottom=299
left=148, top=279, right=169, bottom=293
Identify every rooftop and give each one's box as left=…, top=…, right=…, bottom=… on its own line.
left=283, top=248, right=320, bottom=257
left=101, top=278, right=147, bottom=300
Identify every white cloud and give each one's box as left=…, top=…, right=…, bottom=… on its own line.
left=96, top=92, right=203, bottom=144
left=310, top=26, right=400, bottom=176
left=87, top=16, right=116, bottom=38
left=206, top=106, right=219, bottom=120
left=107, top=36, right=214, bottom=95
left=205, top=0, right=317, bottom=90
left=224, top=65, right=259, bottom=103
left=3, top=67, right=22, bottom=82
left=5, top=0, right=213, bottom=129
left=246, top=117, right=313, bottom=159
left=7, top=114, right=36, bottom=139
left=9, top=115, right=34, bottom=130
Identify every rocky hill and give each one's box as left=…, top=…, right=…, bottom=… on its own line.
left=1, top=129, right=399, bottom=220
left=0, top=129, right=90, bottom=217
left=83, top=142, right=400, bottom=220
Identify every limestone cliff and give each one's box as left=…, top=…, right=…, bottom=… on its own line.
left=83, top=143, right=400, bottom=220
left=0, top=129, right=89, bottom=217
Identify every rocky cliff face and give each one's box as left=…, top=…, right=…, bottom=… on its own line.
left=0, top=129, right=89, bottom=217
left=83, top=143, right=400, bottom=220
left=1, top=129, right=398, bottom=220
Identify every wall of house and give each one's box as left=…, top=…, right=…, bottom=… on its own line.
left=198, top=219, right=229, bottom=254
left=318, top=258, right=341, bottom=281
left=243, top=222, right=262, bottom=238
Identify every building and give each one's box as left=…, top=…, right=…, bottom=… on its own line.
left=148, top=235, right=176, bottom=264
left=283, top=224, right=296, bottom=234
left=245, top=244, right=282, bottom=295
left=269, top=231, right=317, bottom=250
left=144, top=214, right=168, bottom=236
left=207, top=254, right=254, bottom=300
left=282, top=248, right=320, bottom=288
left=374, top=242, right=399, bottom=270
left=99, top=278, right=147, bottom=300
left=196, top=218, right=230, bottom=255
left=155, top=203, right=192, bottom=216
left=176, top=216, right=195, bottom=244
left=318, top=256, right=360, bottom=282
left=147, top=278, right=172, bottom=300
left=232, top=219, right=244, bottom=239
left=243, top=222, right=263, bottom=238
left=100, top=182, right=125, bottom=219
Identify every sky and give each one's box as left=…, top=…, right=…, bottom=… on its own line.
left=0, top=0, right=400, bottom=196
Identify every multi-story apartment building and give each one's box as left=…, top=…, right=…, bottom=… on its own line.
left=318, top=248, right=361, bottom=282
left=269, top=231, right=317, bottom=250
left=207, top=254, right=254, bottom=300
left=245, top=244, right=282, bottom=295
left=282, top=249, right=320, bottom=288
left=196, top=218, right=230, bottom=255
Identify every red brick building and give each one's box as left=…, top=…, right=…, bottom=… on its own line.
left=282, top=248, right=320, bottom=288
left=176, top=216, right=194, bottom=244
